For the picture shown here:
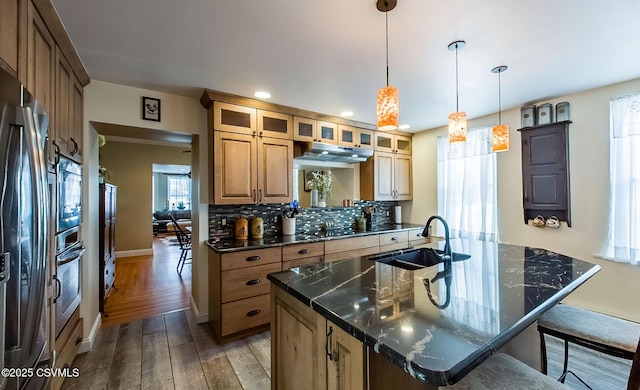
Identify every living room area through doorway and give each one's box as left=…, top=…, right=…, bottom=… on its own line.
left=152, top=163, right=193, bottom=236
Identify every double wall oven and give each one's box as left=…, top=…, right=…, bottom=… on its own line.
left=53, top=156, right=84, bottom=336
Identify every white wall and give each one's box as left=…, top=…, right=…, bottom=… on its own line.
left=410, top=77, right=640, bottom=323
left=81, top=81, right=209, bottom=344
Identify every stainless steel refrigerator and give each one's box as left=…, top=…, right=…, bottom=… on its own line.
left=0, top=68, right=50, bottom=390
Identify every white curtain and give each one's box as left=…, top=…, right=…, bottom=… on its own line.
left=602, top=93, right=640, bottom=265
left=437, top=127, right=498, bottom=241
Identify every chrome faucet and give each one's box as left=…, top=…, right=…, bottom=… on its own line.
left=422, top=215, right=452, bottom=261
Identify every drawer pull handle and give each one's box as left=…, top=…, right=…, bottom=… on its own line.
left=246, top=255, right=260, bottom=261
left=246, top=309, right=261, bottom=317
left=298, top=249, right=311, bottom=254
left=391, top=237, right=399, bottom=241
left=246, top=279, right=261, bottom=286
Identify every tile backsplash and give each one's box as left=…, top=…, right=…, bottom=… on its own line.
left=208, top=201, right=398, bottom=240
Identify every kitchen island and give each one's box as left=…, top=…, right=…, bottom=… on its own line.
left=267, top=238, right=601, bottom=389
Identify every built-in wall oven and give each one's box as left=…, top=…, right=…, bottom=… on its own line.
left=53, top=156, right=84, bottom=336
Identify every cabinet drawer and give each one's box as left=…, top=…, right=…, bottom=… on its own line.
left=52, top=317, right=83, bottom=390
left=282, top=242, right=324, bottom=261
left=221, top=294, right=270, bottom=336
left=408, top=228, right=430, bottom=247
left=325, top=246, right=379, bottom=263
left=221, top=262, right=281, bottom=303
left=379, top=231, right=408, bottom=247
left=283, top=256, right=323, bottom=270
left=324, top=235, right=379, bottom=254
left=221, top=247, right=281, bottom=271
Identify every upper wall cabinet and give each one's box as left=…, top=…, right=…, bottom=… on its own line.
left=213, top=101, right=257, bottom=134
left=518, top=121, right=572, bottom=226
left=293, top=116, right=337, bottom=144
left=0, top=0, right=27, bottom=80
left=375, top=132, right=412, bottom=155
left=338, top=125, right=374, bottom=150
left=258, top=109, right=292, bottom=139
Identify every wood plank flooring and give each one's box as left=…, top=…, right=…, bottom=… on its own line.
left=101, top=235, right=191, bottom=327
left=68, top=237, right=630, bottom=389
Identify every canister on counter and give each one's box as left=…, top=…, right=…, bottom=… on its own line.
left=251, top=217, right=264, bottom=238
left=521, top=104, right=536, bottom=127
left=537, top=103, right=553, bottom=125
left=556, top=101, right=570, bottom=122
left=356, top=213, right=366, bottom=231
left=234, top=217, right=248, bottom=240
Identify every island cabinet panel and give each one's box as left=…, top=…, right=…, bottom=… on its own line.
left=326, top=320, right=366, bottom=390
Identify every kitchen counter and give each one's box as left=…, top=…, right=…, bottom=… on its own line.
left=206, top=223, right=424, bottom=253
left=267, top=238, right=601, bottom=386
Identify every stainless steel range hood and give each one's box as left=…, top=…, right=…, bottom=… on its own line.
left=293, top=141, right=373, bottom=165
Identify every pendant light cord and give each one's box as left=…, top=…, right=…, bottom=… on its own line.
left=498, top=70, right=502, bottom=124
left=455, top=44, right=459, bottom=112
left=385, top=3, right=390, bottom=87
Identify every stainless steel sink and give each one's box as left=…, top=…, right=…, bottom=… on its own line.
left=369, top=247, right=470, bottom=270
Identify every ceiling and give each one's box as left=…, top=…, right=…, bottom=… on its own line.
left=52, top=0, right=640, bottom=132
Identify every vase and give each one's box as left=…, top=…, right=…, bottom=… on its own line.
left=310, top=188, right=318, bottom=207
left=318, top=193, right=327, bottom=208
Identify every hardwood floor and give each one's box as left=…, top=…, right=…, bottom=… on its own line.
left=101, top=235, right=192, bottom=327
left=72, top=242, right=630, bottom=389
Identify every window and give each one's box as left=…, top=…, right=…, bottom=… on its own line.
left=436, top=126, right=498, bottom=241
left=602, top=93, right=640, bottom=265
left=167, top=176, right=191, bottom=210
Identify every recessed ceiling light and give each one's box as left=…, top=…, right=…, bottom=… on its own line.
left=398, top=124, right=411, bottom=130
left=340, top=111, right=354, bottom=117
left=254, top=91, right=271, bottom=99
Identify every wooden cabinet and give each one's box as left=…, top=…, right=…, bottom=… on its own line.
left=518, top=121, right=571, bottom=226
left=99, top=183, right=116, bottom=313
left=337, top=125, right=374, bottom=150
left=375, top=132, right=411, bottom=155
left=293, top=116, right=338, bottom=144
left=210, top=247, right=281, bottom=340
left=379, top=230, right=409, bottom=252
left=0, top=0, right=26, bottom=79
left=324, top=235, right=379, bottom=263
left=272, top=285, right=365, bottom=390
left=282, top=241, right=324, bottom=270
left=213, top=101, right=292, bottom=139
left=52, top=309, right=82, bottom=390
left=407, top=227, right=431, bottom=248
left=361, top=151, right=412, bottom=201
left=54, top=46, right=83, bottom=162
left=26, top=0, right=54, bottom=114
left=213, top=130, right=293, bottom=205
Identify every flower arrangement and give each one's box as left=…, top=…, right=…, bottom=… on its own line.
left=98, top=134, right=113, bottom=183
left=307, top=170, right=333, bottom=198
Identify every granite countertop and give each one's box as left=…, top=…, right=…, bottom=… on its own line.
left=267, top=238, right=601, bottom=386
left=205, top=223, right=424, bottom=253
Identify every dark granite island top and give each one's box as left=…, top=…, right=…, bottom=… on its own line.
left=267, top=238, right=601, bottom=386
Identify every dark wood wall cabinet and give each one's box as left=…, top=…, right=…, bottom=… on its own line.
left=518, top=121, right=572, bottom=226
left=99, top=183, right=117, bottom=312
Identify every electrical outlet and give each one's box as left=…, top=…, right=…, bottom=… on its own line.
left=221, top=218, right=226, bottom=226
left=386, top=211, right=390, bottom=217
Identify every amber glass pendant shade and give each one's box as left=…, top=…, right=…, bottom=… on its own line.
left=492, top=124, right=509, bottom=152
left=377, top=86, right=399, bottom=131
left=448, top=111, right=467, bottom=143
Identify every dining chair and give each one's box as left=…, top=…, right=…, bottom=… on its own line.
left=169, top=215, right=192, bottom=275
left=537, top=303, right=640, bottom=389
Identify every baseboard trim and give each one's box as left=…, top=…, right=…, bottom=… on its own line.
left=77, top=312, right=101, bottom=354
left=191, top=296, right=208, bottom=323
left=116, top=248, right=153, bottom=258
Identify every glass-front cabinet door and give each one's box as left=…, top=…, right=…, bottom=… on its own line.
left=257, top=110, right=292, bottom=139
left=357, top=128, right=374, bottom=150
left=293, top=116, right=316, bottom=142
left=338, top=125, right=357, bottom=147
left=317, top=121, right=337, bottom=144
left=375, top=132, right=394, bottom=153
left=213, top=101, right=256, bottom=135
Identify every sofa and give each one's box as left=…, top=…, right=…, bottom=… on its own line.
left=153, top=210, right=191, bottom=234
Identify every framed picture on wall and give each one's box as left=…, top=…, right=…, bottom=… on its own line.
left=304, top=170, right=314, bottom=192
left=142, top=96, right=161, bottom=122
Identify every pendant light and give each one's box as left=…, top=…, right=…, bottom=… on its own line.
left=376, top=0, right=399, bottom=131
left=491, top=65, right=509, bottom=152
left=448, top=40, right=467, bottom=143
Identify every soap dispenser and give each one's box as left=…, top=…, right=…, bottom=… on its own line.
left=356, top=213, right=366, bottom=231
